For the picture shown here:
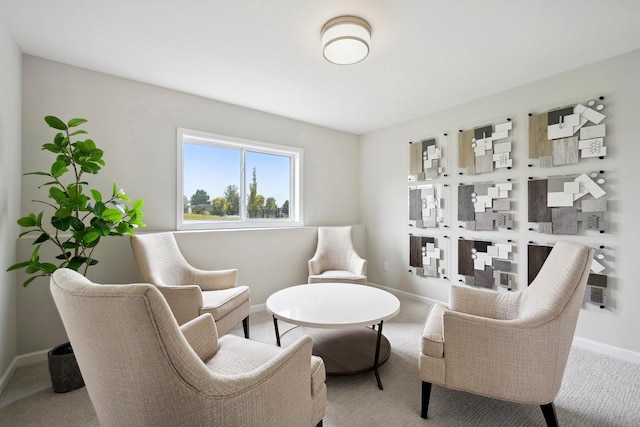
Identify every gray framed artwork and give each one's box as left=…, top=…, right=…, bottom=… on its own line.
left=409, top=235, right=447, bottom=279
left=457, top=238, right=515, bottom=290
left=408, top=135, right=446, bottom=182
left=458, top=181, right=515, bottom=231
left=528, top=98, right=607, bottom=167
left=409, top=183, right=447, bottom=229
left=528, top=171, right=608, bottom=234
left=528, top=242, right=609, bottom=308
left=458, top=119, right=513, bottom=175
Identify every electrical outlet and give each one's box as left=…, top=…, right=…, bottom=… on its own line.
left=383, top=261, right=389, bottom=272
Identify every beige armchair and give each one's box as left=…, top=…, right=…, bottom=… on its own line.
left=419, top=241, right=594, bottom=426
left=308, top=226, right=367, bottom=284
left=50, top=268, right=326, bottom=427
left=131, top=232, right=250, bottom=337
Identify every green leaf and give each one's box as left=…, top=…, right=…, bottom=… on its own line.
left=81, top=162, right=101, bottom=174
left=69, top=129, right=88, bottom=136
left=55, top=252, right=71, bottom=260
left=67, top=118, right=87, bottom=128
left=62, top=241, right=80, bottom=249
left=42, top=143, right=62, bottom=153
left=34, top=232, right=50, bottom=244
left=40, top=263, right=58, bottom=274
left=51, top=216, right=71, bottom=231
left=6, top=260, right=30, bottom=272
left=132, top=198, right=144, bottom=210
left=49, top=186, right=67, bottom=203
left=91, top=189, right=102, bottom=202
left=94, top=201, right=105, bottom=215
left=17, top=214, right=37, bottom=227
left=68, top=217, right=85, bottom=231
left=24, top=171, right=53, bottom=177
left=23, top=275, right=43, bottom=287
left=68, top=257, right=88, bottom=271
left=82, top=231, right=101, bottom=244
left=45, top=116, right=68, bottom=131
left=51, top=160, right=68, bottom=178
left=102, top=208, right=122, bottom=223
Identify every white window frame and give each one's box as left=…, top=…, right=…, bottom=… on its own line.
left=177, top=128, right=303, bottom=230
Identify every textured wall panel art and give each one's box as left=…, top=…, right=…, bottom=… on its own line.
left=458, top=181, right=515, bottom=230
left=528, top=171, right=608, bottom=234
left=529, top=98, right=607, bottom=167
left=408, top=135, right=446, bottom=181
left=458, top=238, right=515, bottom=290
left=409, top=183, right=447, bottom=229
left=409, top=235, right=447, bottom=279
left=528, top=243, right=610, bottom=308
left=458, top=120, right=513, bottom=175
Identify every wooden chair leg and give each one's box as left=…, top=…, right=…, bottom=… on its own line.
left=540, top=402, right=559, bottom=427
left=421, top=381, right=432, bottom=419
left=242, top=316, right=250, bottom=339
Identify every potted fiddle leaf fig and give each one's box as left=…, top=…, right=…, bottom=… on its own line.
left=7, top=115, right=146, bottom=392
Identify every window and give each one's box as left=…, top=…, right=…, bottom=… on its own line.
left=177, top=128, right=302, bottom=229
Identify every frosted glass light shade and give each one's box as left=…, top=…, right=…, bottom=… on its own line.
left=321, top=16, right=371, bottom=65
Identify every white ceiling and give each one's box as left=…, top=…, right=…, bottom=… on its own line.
left=2, top=0, right=640, bottom=135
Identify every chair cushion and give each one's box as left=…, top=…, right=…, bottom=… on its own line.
left=420, top=304, right=445, bottom=358
left=200, top=286, right=250, bottom=320
left=206, top=335, right=324, bottom=395
left=308, top=270, right=367, bottom=284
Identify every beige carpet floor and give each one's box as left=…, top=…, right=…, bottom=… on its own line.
left=1, top=295, right=639, bottom=426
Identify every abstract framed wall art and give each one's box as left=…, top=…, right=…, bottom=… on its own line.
left=408, top=183, right=447, bottom=229
left=409, top=235, right=447, bottom=279
left=457, top=238, right=515, bottom=290
left=458, top=181, right=515, bottom=231
left=458, top=119, right=513, bottom=175
left=528, top=171, right=608, bottom=234
left=408, top=135, right=446, bottom=181
left=528, top=97, right=607, bottom=167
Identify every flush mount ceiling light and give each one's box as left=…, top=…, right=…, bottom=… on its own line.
left=321, top=16, right=371, bottom=65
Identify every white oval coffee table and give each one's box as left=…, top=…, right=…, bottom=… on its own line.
left=266, top=283, right=400, bottom=390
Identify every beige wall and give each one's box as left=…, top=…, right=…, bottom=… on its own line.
left=360, top=48, right=640, bottom=355
left=16, top=56, right=363, bottom=354
left=0, top=17, right=21, bottom=382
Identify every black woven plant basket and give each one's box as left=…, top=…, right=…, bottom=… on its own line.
left=47, top=342, right=85, bottom=393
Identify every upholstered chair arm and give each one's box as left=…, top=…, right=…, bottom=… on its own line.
left=348, top=253, right=367, bottom=276
left=308, top=255, right=325, bottom=275
left=442, top=310, right=561, bottom=404
left=180, top=314, right=219, bottom=361
left=449, top=284, right=521, bottom=320
left=156, top=284, right=203, bottom=325
left=198, top=336, right=317, bottom=425
left=185, top=267, right=238, bottom=291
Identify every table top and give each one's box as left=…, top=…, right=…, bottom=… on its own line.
left=266, top=283, right=400, bottom=329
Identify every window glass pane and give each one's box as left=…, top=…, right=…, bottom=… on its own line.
left=245, top=150, right=291, bottom=219
left=183, top=142, right=241, bottom=222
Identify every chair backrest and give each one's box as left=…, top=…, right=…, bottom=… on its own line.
left=518, top=241, right=594, bottom=394
left=49, top=269, right=217, bottom=425
left=131, top=232, right=191, bottom=286
left=519, top=241, right=594, bottom=322
left=314, top=226, right=356, bottom=270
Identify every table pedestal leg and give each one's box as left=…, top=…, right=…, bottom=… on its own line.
left=272, top=316, right=281, bottom=347
left=373, top=320, right=384, bottom=390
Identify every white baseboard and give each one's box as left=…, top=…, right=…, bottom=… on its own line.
left=0, top=349, right=53, bottom=393
left=368, top=281, right=640, bottom=365
left=0, top=357, right=18, bottom=395
left=572, top=336, right=640, bottom=364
